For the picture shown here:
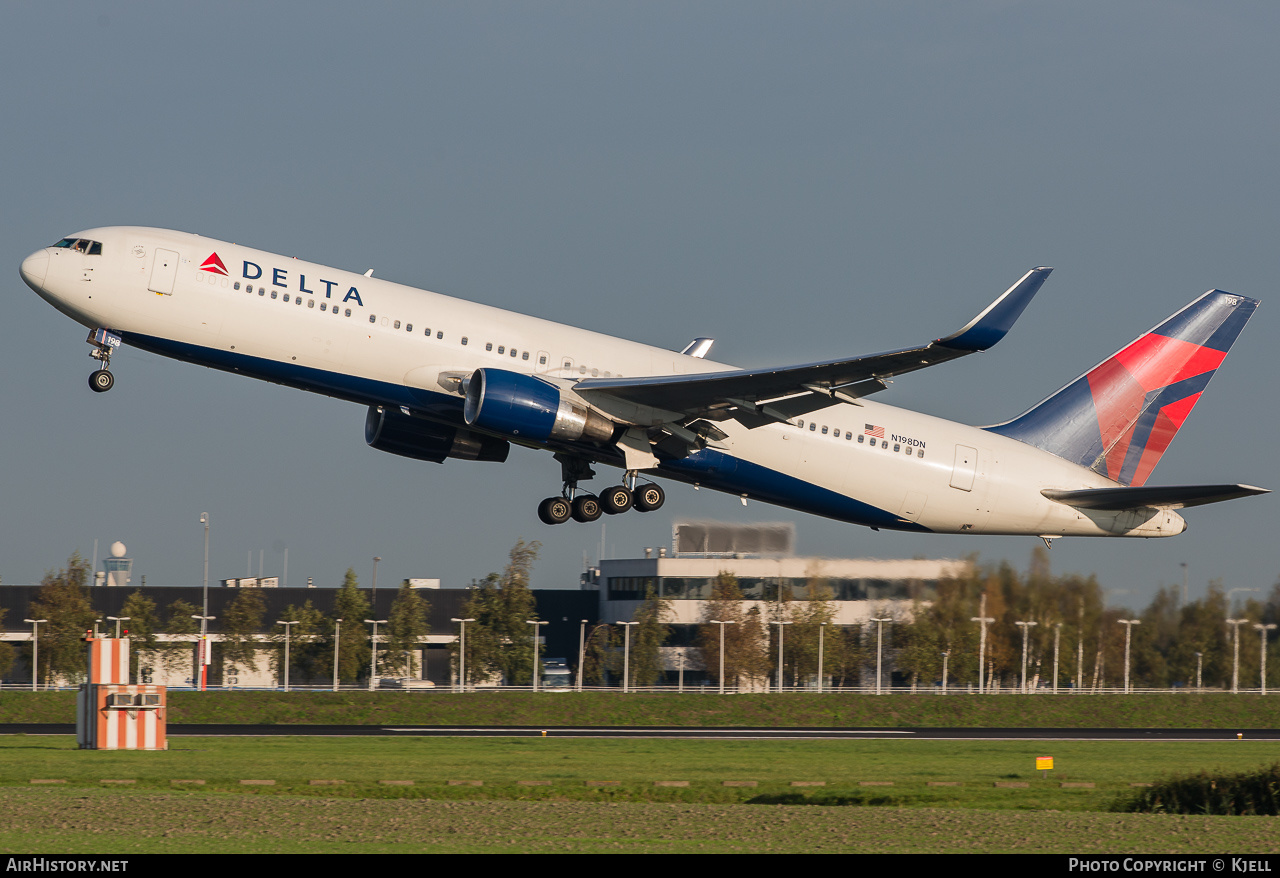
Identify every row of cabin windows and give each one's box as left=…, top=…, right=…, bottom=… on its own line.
left=229, top=278, right=615, bottom=376
left=235, top=281, right=353, bottom=316
left=361, top=314, right=620, bottom=376
left=795, top=420, right=925, bottom=458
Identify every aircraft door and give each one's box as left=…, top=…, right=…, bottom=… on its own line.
left=148, top=249, right=179, bottom=295
left=950, top=445, right=977, bottom=491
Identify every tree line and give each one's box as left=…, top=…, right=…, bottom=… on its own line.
left=583, top=547, right=1279, bottom=692
left=7, top=545, right=1278, bottom=691
left=7, top=554, right=429, bottom=686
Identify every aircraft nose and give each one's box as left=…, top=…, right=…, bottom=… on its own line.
left=20, top=249, right=48, bottom=290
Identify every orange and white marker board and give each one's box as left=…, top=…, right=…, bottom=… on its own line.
left=77, top=636, right=168, bottom=750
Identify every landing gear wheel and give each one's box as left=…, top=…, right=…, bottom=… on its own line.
left=600, top=485, right=633, bottom=515
left=634, top=483, right=666, bottom=512
left=571, top=494, right=603, bottom=523
left=537, top=496, right=572, bottom=525
left=89, top=369, right=114, bottom=393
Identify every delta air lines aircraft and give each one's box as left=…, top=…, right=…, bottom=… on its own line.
left=20, top=227, right=1266, bottom=540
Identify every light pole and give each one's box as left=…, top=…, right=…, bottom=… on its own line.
left=616, top=621, right=637, bottom=693
left=200, top=512, right=210, bottom=690
left=371, top=556, right=382, bottom=614
left=1117, top=620, right=1140, bottom=694
left=771, top=620, right=792, bottom=693
left=1226, top=588, right=1260, bottom=687
left=1254, top=623, right=1276, bottom=694
left=365, top=618, right=387, bottom=690
left=333, top=618, right=343, bottom=691
left=24, top=619, right=45, bottom=691
left=576, top=619, right=587, bottom=692
left=1227, top=618, right=1249, bottom=694
left=1052, top=623, right=1062, bottom=694
left=191, top=615, right=215, bottom=688
left=972, top=594, right=994, bottom=694
left=527, top=620, right=549, bottom=691
left=872, top=617, right=892, bottom=695
left=817, top=622, right=827, bottom=694
left=452, top=618, right=475, bottom=692
left=1015, top=621, right=1038, bottom=693
left=940, top=650, right=950, bottom=695
left=1194, top=651, right=1203, bottom=693
left=276, top=620, right=297, bottom=691
left=709, top=620, right=736, bottom=694
left=106, top=615, right=130, bottom=639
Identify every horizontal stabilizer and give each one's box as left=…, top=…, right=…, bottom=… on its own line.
left=1042, top=484, right=1269, bottom=510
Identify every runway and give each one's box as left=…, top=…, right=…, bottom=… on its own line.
left=4, top=724, right=1279, bottom=740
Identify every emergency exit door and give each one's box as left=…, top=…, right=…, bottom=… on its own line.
left=950, top=445, right=977, bottom=492
left=148, top=249, right=179, bottom=295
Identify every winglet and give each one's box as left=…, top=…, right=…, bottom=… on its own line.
left=936, top=267, right=1052, bottom=352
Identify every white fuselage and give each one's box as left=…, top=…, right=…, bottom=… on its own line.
left=20, top=226, right=1185, bottom=538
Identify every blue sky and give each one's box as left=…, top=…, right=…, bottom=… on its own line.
left=2, top=2, right=1277, bottom=610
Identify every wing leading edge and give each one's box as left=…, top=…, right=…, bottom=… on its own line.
left=575, top=267, right=1051, bottom=422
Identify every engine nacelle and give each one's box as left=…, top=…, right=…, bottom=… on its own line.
left=463, top=368, right=615, bottom=444
left=365, top=405, right=509, bottom=463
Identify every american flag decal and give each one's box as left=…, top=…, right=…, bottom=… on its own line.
left=864, top=424, right=884, bottom=438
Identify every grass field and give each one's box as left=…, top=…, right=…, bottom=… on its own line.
left=5, top=690, right=1280, bottom=728
left=2, top=735, right=1279, bottom=853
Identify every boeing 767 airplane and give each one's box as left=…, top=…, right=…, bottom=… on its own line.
left=19, top=227, right=1266, bottom=539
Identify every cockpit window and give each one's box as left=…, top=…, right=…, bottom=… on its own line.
left=53, top=238, right=103, bottom=255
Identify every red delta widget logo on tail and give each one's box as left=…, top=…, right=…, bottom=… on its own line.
left=1088, top=327, right=1228, bottom=486
left=987, top=290, right=1257, bottom=488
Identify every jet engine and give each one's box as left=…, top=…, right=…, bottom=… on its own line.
left=364, top=405, right=509, bottom=463
left=463, top=368, right=616, bottom=443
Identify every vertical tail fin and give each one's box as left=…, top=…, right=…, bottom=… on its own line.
left=986, top=290, right=1258, bottom=485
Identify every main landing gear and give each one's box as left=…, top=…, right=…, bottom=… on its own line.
left=86, top=328, right=121, bottom=393
left=537, top=455, right=666, bottom=525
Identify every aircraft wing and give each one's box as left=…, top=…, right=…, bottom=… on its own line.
left=575, top=267, right=1052, bottom=427
left=1042, top=484, right=1270, bottom=510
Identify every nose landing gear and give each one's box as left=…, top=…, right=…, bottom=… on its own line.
left=86, top=328, right=121, bottom=393
left=89, top=369, right=115, bottom=393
